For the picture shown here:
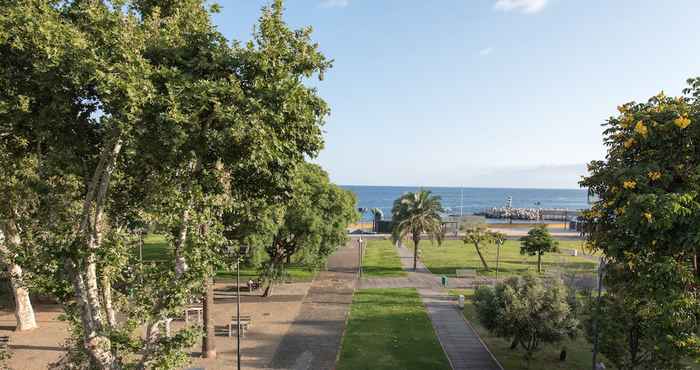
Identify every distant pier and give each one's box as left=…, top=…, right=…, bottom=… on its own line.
left=475, top=207, right=580, bottom=221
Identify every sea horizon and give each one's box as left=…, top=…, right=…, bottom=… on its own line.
left=341, top=185, right=590, bottom=221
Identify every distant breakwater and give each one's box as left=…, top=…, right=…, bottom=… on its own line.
left=475, top=207, right=580, bottom=221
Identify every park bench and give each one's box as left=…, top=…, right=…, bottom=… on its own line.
left=0, top=335, right=8, bottom=351
left=228, top=315, right=253, bottom=337
left=455, top=269, right=477, bottom=278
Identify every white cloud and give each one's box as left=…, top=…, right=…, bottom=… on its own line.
left=320, top=0, right=349, bottom=8
left=479, top=47, right=493, bottom=56
left=494, top=0, right=547, bottom=14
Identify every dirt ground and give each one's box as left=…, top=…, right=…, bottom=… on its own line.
left=1, top=281, right=312, bottom=370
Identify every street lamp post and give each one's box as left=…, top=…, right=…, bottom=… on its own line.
left=357, top=236, right=363, bottom=278
left=236, top=254, right=241, bottom=370
left=591, top=258, right=606, bottom=370
left=227, top=245, right=247, bottom=370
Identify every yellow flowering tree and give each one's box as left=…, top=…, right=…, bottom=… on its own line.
left=580, top=84, right=700, bottom=368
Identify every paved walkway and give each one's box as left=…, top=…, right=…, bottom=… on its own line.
left=395, top=244, right=502, bottom=370
left=269, top=244, right=358, bottom=370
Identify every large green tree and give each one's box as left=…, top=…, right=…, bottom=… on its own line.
left=258, top=163, right=358, bottom=297
left=391, top=190, right=444, bottom=271
left=0, top=0, right=333, bottom=367
left=580, top=85, right=700, bottom=367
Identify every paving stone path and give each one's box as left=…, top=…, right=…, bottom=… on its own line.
left=393, top=244, right=502, bottom=370
left=269, top=243, right=358, bottom=370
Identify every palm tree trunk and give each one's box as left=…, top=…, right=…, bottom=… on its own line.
left=202, top=277, right=216, bottom=358
left=413, top=237, right=420, bottom=271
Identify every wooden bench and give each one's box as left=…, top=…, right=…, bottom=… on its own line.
left=455, top=269, right=477, bottom=278
left=228, top=315, right=253, bottom=337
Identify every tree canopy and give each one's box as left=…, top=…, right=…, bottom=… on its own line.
left=474, top=274, right=578, bottom=364
left=580, top=83, right=700, bottom=366
left=391, top=190, right=444, bottom=270
left=257, top=163, right=358, bottom=296
left=0, top=0, right=336, bottom=367
left=519, top=225, right=559, bottom=273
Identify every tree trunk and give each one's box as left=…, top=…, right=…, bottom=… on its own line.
left=510, top=337, right=519, bottom=350
left=70, top=132, right=123, bottom=369
left=1, top=220, right=38, bottom=331
left=262, top=283, right=273, bottom=297
left=413, top=236, right=420, bottom=271
left=202, top=277, right=216, bottom=358
left=474, top=243, right=490, bottom=270
left=174, top=208, right=190, bottom=278
left=9, top=263, right=38, bottom=331
left=537, top=254, right=542, bottom=273
left=102, top=274, right=117, bottom=327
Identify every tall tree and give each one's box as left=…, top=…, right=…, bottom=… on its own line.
left=391, top=190, right=444, bottom=271
left=1, top=0, right=334, bottom=367
left=580, top=86, right=700, bottom=366
left=259, top=163, right=358, bottom=297
left=519, top=225, right=559, bottom=273
left=1, top=3, right=149, bottom=366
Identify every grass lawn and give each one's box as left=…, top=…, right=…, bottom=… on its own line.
left=141, top=234, right=316, bottom=282
left=448, top=289, right=607, bottom=370
left=362, top=240, right=406, bottom=278
left=337, top=288, right=451, bottom=370
left=417, top=239, right=597, bottom=278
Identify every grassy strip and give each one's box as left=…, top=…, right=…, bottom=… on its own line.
left=362, top=240, right=406, bottom=278
left=448, top=289, right=605, bottom=370
left=418, top=240, right=597, bottom=278
left=141, top=234, right=316, bottom=282
left=337, top=288, right=451, bottom=370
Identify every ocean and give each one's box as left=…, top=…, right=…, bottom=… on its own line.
left=341, top=185, right=590, bottom=221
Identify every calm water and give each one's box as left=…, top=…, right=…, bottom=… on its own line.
left=341, top=185, right=589, bottom=221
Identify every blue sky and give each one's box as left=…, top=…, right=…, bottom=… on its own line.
left=213, top=0, right=700, bottom=189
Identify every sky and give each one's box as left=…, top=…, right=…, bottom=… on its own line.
left=212, top=0, right=700, bottom=189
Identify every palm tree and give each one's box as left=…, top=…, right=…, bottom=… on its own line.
left=391, top=190, right=444, bottom=271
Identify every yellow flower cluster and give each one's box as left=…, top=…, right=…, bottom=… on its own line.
left=647, top=171, right=662, bottom=181
left=634, top=121, right=648, bottom=137
left=623, top=180, right=636, bottom=189
left=619, top=115, right=633, bottom=128
left=615, top=207, right=625, bottom=215
left=643, top=212, right=653, bottom=223
left=674, top=116, right=691, bottom=129
left=623, top=138, right=636, bottom=148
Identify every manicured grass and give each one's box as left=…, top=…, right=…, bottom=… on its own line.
left=141, top=234, right=316, bottom=282
left=448, top=289, right=608, bottom=370
left=362, top=240, right=406, bottom=278
left=417, top=239, right=597, bottom=278
left=337, top=288, right=451, bottom=370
